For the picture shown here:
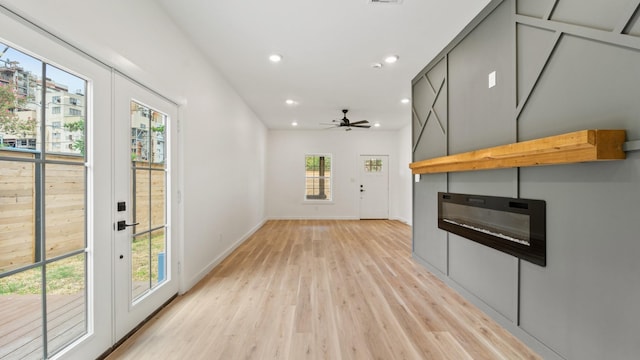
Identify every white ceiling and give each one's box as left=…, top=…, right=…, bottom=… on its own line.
left=155, top=0, right=490, bottom=130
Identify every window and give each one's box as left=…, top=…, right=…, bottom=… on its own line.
left=364, top=158, right=383, bottom=172
left=52, top=95, right=61, bottom=103
left=69, top=108, right=81, bottom=116
left=305, top=154, right=332, bottom=200
left=69, top=97, right=78, bottom=105
left=52, top=106, right=61, bottom=114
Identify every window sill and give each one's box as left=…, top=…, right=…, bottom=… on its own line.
left=302, top=200, right=335, bottom=205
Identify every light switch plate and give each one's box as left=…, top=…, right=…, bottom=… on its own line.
left=488, top=71, right=496, bottom=88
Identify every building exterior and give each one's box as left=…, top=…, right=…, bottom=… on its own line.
left=0, top=57, right=84, bottom=154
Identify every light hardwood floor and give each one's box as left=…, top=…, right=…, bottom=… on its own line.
left=106, top=220, right=540, bottom=360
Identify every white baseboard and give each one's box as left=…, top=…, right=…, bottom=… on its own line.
left=181, top=218, right=267, bottom=293
left=391, top=216, right=412, bottom=226
left=265, top=216, right=360, bottom=220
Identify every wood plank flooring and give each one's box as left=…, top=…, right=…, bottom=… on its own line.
left=107, top=220, right=540, bottom=360
left=0, top=293, right=85, bottom=359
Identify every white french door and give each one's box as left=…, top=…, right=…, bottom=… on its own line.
left=359, top=155, right=389, bottom=219
left=0, top=8, right=180, bottom=359
left=0, top=10, right=113, bottom=360
left=113, top=74, right=179, bottom=340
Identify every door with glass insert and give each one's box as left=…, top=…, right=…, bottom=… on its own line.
left=114, top=74, right=179, bottom=340
left=0, top=43, right=93, bottom=359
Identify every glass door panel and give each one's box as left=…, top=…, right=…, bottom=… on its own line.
left=114, top=74, right=178, bottom=341
left=0, top=42, right=88, bottom=359
left=130, top=101, right=167, bottom=301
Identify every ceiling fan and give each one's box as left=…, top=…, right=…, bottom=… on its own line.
left=322, top=109, right=371, bottom=131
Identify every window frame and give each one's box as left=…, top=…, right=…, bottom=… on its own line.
left=303, top=153, right=333, bottom=202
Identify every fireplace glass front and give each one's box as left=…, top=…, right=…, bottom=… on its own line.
left=438, top=192, right=546, bottom=266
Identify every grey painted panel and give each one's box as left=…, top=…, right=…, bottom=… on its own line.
left=412, top=76, right=435, bottom=126
left=449, top=233, right=518, bottom=322
left=519, top=153, right=640, bottom=360
left=413, top=112, right=447, bottom=161
left=412, top=112, right=422, bottom=147
left=516, top=24, right=556, bottom=107
left=426, top=57, right=446, bottom=91
left=552, top=0, right=632, bottom=32
left=428, top=58, right=448, bottom=138
left=412, top=174, right=448, bottom=274
left=448, top=0, right=516, bottom=154
left=518, top=35, right=640, bottom=140
left=449, top=168, right=517, bottom=198
left=448, top=169, right=518, bottom=322
left=628, top=10, right=640, bottom=36
left=516, top=0, right=555, bottom=18
left=432, top=80, right=447, bottom=138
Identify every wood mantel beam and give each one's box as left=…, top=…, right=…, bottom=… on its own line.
left=409, top=129, right=626, bottom=174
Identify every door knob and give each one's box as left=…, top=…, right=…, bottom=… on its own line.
left=116, top=220, right=139, bottom=231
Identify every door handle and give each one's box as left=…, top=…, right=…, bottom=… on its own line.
left=116, top=220, right=139, bottom=231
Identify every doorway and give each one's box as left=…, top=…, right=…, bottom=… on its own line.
left=359, top=155, right=389, bottom=219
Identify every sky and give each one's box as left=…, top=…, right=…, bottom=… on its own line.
left=1, top=41, right=86, bottom=94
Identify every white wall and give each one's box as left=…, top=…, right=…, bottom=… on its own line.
left=0, top=0, right=268, bottom=291
left=395, top=124, right=413, bottom=225
left=267, top=129, right=412, bottom=222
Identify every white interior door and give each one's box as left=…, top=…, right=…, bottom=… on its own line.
left=359, top=155, right=389, bottom=219
left=113, top=74, right=179, bottom=340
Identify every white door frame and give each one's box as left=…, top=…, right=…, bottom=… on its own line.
left=358, top=154, right=390, bottom=219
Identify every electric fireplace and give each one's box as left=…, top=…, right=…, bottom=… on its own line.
left=438, top=192, right=546, bottom=266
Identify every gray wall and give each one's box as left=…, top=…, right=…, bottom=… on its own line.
left=411, top=0, right=640, bottom=359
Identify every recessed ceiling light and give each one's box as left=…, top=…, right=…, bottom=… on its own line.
left=285, top=99, right=297, bottom=105
left=291, top=121, right=298, bottom=126
left=384, top=55, right=399, bottom=64
left=269, top=54, right=282, bottom=63
left=401, top=98, right=410, bottom=104
left=372, top=63, right=383, bottom=69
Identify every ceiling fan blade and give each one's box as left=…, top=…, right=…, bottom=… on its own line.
left=349, top=120, right=369, bottom=125
left=351, top=124, right=371, bottom=128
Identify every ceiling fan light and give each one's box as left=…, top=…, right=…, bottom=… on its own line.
left=374, top=122, right=381, bottom=127
left=285, top=99, right=297, bottom=105
left=384, top=55, right=399, bottom=64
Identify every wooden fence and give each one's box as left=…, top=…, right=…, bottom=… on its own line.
left=0, top=152, right=166, bottom=273
left=0, top=150, right=84, bottom=273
